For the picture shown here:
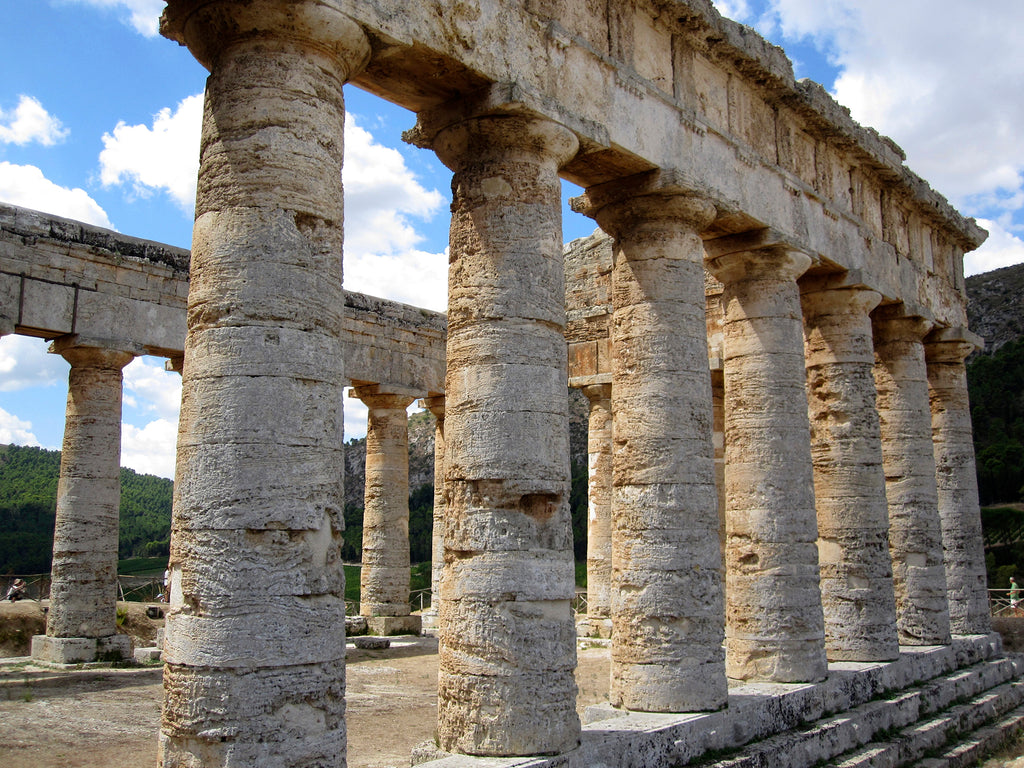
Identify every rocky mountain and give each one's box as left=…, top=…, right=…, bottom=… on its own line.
left=966, top=262, right=1024, bottom=354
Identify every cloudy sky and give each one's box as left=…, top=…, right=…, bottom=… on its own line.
left=0, top=0, right=1021, bottom=479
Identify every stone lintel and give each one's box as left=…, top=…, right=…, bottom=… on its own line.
left=404, top=81, right=607, bottom=155
left=365, top=615, right=421, bottom=637
left=702, top=227, right=813, bottom=262
left=164, top=355, right=184, bottom=375
left=0, top=316, right=14, bottom=337
left=568, top=373, right=612, bottom=389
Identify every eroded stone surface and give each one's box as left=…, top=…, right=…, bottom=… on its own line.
left=802, top=285, right=899, bottom=663
left=429, top=113, right=581, bottom=756
left=40, top=340, right=135, bottom=662
left=706, top=246, right=827, bottom=684
left=581, top=383, right=612, bottom=621
left=873, top=310, right=951, bottom=646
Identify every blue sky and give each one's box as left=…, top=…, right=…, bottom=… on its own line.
left=1, top=0, right=1022, bottom=478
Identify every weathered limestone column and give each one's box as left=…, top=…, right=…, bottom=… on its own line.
left=420, top=394, right=446, bottom=621
left=159, top=2, right=369, bottom=765
left=704, top=241, right=827, bottom=683
left=31, top=337, right=136, bottom=664
left=802, top=284, right=899, bottom=662
left=428, top=113, right=580, bottom=756
left=926, top=328, right=991, bottom=634
left=582, top=382, right=613, bottom=627
left=352, top=386, right=420, bottom=636
left=580, top=174, right=726, bottom=712
left=872, top=308, right=951, bottom=646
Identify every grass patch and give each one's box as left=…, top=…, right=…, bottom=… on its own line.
left=117, top=556, right=168, bottom=576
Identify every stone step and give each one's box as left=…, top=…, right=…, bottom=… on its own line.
left=828, top=679, right=1024, bottom=768
left=702, top=658, right=1024, bottom=768
left=911, top=699, right=1024, bottom=768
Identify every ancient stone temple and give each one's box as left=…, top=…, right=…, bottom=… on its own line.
left=0, top=0, right=1017, bottom=766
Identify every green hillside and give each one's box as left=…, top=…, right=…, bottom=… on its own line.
left=0, top=444, right=173, bottom=573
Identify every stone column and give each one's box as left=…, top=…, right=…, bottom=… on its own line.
left=582, top=382, right=612, bottom=631
left=420, top=394, right=446, bottom=622
left=31, top=337, right=135, bottom=664
left=159, top=2, right=368, bottom=766
left=429, top=113, right=580, bottom=756
left=704, top=243, right=827, bottom=683
left=352, top=386, right=420, bottom=636
left=926, top=328, right=991, bottom=635
left=582, top=175, right=725, bottom=712
left=872, top=309, right=951, bottom=646
left=802, top=285, right=899, bottom=662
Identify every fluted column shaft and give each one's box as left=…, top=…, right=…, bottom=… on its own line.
left=159, top=2, right=369, bottom=765
left=706, top=247, right=827, bottom=683
left=582, top=383, right=613, bottom=620
left=590, top=188, right=724, bottom=712
left=802, top=286, right=899, bottom=662
left=355, top=390, right=416, bottom=618
left=926, top=333, right=991, bottom=634
left=46, top=341, right=135, bottom=644
left=873, top=311, right=951, bottom=646
left=422, top=395, right=446, bottom=615
left=431, top=114, right=580, bottom=756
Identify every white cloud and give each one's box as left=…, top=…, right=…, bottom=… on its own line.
left=99, top=93, right=203, bottom=210
left=965, top=219, right=1024, bottom=277
left=121, top=418, right=177, bottom=478
left=70, top=0, right=164, bottom=37
left=0, top=335, right=68, bottom=392
left=344, top=248, right=448, bottom=313
left=0, top=95, right=68, bottom=146
left=0, top=406, right=42, bottom=447
left=345, top=394, right=369, bottom=443
left=123, top=356, right=182, bottom=421
left=0, top=162, right=113, bottom=228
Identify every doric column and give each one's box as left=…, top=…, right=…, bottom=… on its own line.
left=579, top=173, right=725, bottom=712
left=352, top=386, right=420, bottom=636
left=926, top=328, right=991, bottom=634
left=420, top=394, right=446, bottom=620
left=581, top=382, right=613, bottom=625
left=426, top=112, right=580, bottom=756
left=704, top=240, right=827, bottom=683
left=802, top=284, right=899, bottom=662
left=873, top=309, right=951, bottom=646
left=159, top=2, right=369, bottom=765
left=31, top=337, right=136, bottom=664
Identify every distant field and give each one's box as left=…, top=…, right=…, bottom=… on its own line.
left=118, top=556, right=168, bottom=577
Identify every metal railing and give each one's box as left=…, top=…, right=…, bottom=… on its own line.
left=990, top=588, right=1024, bottom=617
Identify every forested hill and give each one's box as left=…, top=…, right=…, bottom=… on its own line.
left=0, top=444, right=173, bottom=573
left=965, top=261, right=1024, bottom=506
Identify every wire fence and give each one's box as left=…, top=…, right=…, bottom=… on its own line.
left=2, top=574, right=166, bottom=603
left=990, top=588, right=1024, bottom=617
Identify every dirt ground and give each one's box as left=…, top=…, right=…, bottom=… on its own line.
left=2, top=600, right=1023, bottom=768
left=0, top=600, right=611, bottom=768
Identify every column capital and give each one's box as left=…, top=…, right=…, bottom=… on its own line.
left=581, top=382, right=611, bottom=404
left=165, top=355, right=185, bottom=375
left=0, top=316, right=14, bottom=337
left=872, top=307, right=934, bottom=344
left=570, top=170, right=718, bottom=241
left=925, top=326, right=984, bottom=363
left=429, top=113, right=579, bottom=174
left=705, top=244, right=812, bottom=285
left=350, top=384, right=417, bottom=411
left=161, top=0, right=371, bottom=76
left=49, top=335, right=139, bottom=370
left=801, top=284, right=882, bottom=319
left=418, top=394, right=446, bottom=421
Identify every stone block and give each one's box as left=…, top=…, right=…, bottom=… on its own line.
left=345, top=615, right=368, bottom=636
left=31, top=635, right=97, bottom=664
left=353, top=636, right=391, bottom=650
left=134, top=647, right=163, bottom=663
left=366, top=615, right=421, bottom=636
left=97, top=633, right=132, bottom=661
